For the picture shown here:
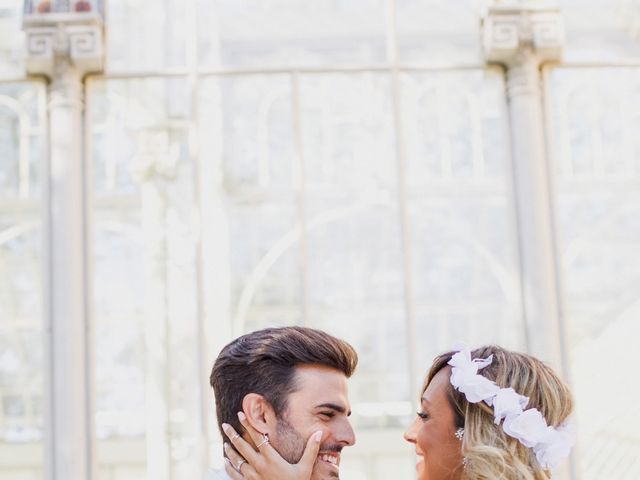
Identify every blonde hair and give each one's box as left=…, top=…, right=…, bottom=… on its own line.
left=425, top=346, right=574, bottom=480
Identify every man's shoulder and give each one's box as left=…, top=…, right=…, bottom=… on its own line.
left=203, top=467, right=230, bottom=480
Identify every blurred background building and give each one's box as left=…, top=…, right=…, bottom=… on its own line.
left=0, top=0, right=639, bottom=479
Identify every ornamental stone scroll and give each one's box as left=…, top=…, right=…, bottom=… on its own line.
left=482, top=2, right=564, bottom=68
left=23, top=14, right=104, bottom=79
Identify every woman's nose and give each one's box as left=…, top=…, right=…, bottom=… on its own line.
left=403, top=419, right=418, bottom=443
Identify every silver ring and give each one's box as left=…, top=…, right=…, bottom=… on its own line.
left=256, top=433, right=270, bottom=449
left=235, top=459, right=246, bottom=472
left=230, top=432, right=241, bottom=441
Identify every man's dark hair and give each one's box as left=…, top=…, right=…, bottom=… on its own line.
left=210, top=326, right=358, bottom=438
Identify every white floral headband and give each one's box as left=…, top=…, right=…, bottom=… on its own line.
left=447, top=348, right=575, bottom=471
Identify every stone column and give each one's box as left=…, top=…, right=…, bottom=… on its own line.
left=482, top=2, right=567, bottom=371
left=23, top=12, right=104, bottom=480
left=484, top=8, right=575, bottom=479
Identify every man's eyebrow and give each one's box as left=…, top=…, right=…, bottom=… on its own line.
left=315, top=403, right=352, bottom=416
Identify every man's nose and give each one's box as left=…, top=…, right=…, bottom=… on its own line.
left=335, top=419, right=356, bottom=446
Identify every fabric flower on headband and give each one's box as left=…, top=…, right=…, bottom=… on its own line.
left=448, top=349, right=499, bottom=403
left=503, top=408, right=551, bottom=448
left=489, top=387, right=529, bottom=425
left=447, top=347, right=575, bottom=471
left=533, top=423, right=575, bottom=470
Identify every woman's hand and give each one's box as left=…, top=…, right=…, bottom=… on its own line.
left=222, top=411, right=321, bottom=480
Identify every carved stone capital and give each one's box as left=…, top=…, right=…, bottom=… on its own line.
left=23, top=13, right=104, bottom=79
left=482, top=1, right=564, bottom=68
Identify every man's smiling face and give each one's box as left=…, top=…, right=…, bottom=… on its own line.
left=268, top=364, right=356, bottom=480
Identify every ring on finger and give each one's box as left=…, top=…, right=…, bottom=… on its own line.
left=235, top=459, right=246, bottom=472
left=230, top=432, right=241, bottom=441
left=256, top=433, right=270, bottom=449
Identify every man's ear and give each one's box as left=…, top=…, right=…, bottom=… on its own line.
left=241, top=393, right=277, bottom=435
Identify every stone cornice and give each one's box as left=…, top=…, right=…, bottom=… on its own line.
left=481, top=1, right=564, bottom=68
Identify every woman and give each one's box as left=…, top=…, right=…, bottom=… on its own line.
left=221, top=345, right=575, bottom=480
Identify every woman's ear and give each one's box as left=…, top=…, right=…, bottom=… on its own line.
left=241, top=393, right=277, bottom=435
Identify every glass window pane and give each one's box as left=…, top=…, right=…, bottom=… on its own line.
left=561, top=0, right=640, bottom=63
left=200, top=74, right=303, bottom=332
left=396, top=0, right=485, bottom=66
left=106, top=0, right=188, bottom=72
left=0, top=83, right=45, bottom=200
left=547, top=66, right=640, bottom=480
left=199, top=0, right=388, bottom=68
left=400, top=69, right=524, bottom=362
left=0, top=81, right=46, bottom=480
left=299, top=73, right=409, bottom=428
left=88, top=77, right=202, bottom=479
left=0, top=0, right=25, bottom=79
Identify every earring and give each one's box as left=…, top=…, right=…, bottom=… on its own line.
left=455, top=428, right=464, bottom=441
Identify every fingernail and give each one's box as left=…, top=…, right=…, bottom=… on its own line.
left=222, top=423, right=230, bottom=432
left=313, top=430, right=322, bottom=442
left=223, top=442, right=229, bottom=450
left=238, top=411, right=246, bottom=421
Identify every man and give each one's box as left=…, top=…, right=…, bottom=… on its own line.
left=205, top=326, right=358, bottom=480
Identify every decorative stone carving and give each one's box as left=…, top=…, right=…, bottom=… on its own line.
left=68, top=25, right=103, bottom=62
left=482, top=1, right=564, bottom=67
left=23, top=13, right=104, bottom=79
left=482, top=1, right=564, bottom=98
